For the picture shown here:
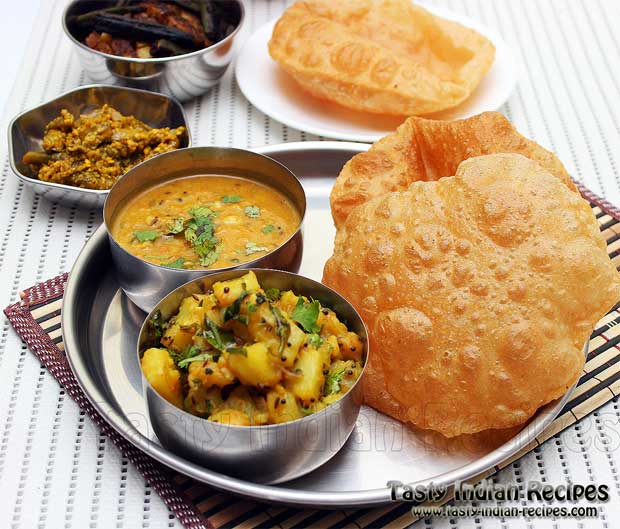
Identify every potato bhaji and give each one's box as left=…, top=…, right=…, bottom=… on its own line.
left=140, top=271, right=365, bottom=425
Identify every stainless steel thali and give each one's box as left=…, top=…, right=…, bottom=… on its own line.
left=62, top=141, right=577, bottom=507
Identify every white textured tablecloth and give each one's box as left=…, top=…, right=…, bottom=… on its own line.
left=1, top=1, right=620, bottom=527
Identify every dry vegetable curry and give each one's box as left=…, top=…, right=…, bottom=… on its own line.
left=22, top=105, right=186, bottom=189
left=111, top=175, right=300, bottom=270
left=140, top=272, right=364, bottom=425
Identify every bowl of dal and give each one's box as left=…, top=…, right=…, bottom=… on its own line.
left=104, top=146, right=306, bottom=312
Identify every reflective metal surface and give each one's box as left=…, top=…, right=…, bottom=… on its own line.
left=63, top=141, right=579, bottom=507
left=8, top=84, right=191, bottom=209
left=62, top=0, right=245, bottom=102
left=138, top=269, right=367, bottom=484
left=104, top=147, right=306, bottom=312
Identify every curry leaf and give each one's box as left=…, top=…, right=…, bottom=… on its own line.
left=264, top=288, right=280, bottom=302
left=223, top=291, right=248, bottom=322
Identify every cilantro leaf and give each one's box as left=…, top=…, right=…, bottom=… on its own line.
left=308, top=333, right=324, bottom=348
left=185, top=207, right=220, bottom=266
left=167, top=217, right=186, bottom=234
left=261, top=224, right=275, bottom=234
left=177, top=352, right=213, bottom=369
left=221, top=195, right=241, bottom=203
left=163, top=258, right=185, bottom=269
left=264, top=288, right=281, bottom=301
left=324, top=368, right=346, bottom=395
left=244, top=205, right=260, bottom=218
left=292, top=297, right=321, bottom=333
left=170, top=344, right=210, bottom=369
left=188, top=205, right=215, bottom=218
left=245, top=241, right=268, bottom=255
left=134, top=230, right=159, bottom=242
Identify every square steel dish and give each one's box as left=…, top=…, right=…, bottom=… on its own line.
left=8, top=84, right=191, bottom=209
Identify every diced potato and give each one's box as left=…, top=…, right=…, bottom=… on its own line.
left=223, top=386, right=269, bottom=425
left=187, top=356, right=235, bottom=389
left=286, top=347, right=328, bottom=403
left=162, top=294, right=217, bottom=352
left=209, top=409, right=250, bottom=426
left=161, top=323, right=194, bottom=353
left=325, top=360, right=362, bottom=396
left=227, top=342, right=281, bottom=387
left=185, top=386, right=223, bottom=417
left=338, top=332, right=364, bottom=362
left=279, top=322, right=305, bottom=367
left=317, top=308, right=347, bottom=337
left=277, top=290, right=299, bottom=314
left=213, top=271, right=260, bottom=307
left=141, top=348, right=183, bottom=408
left=175, top=294, right=216, bottom=329
left=266, top=385, right=303, bottom=423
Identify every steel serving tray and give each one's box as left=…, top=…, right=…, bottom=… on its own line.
left=62, top=141, right=578, bottom=507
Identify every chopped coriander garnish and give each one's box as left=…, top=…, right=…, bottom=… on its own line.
left=185, top=206, right=219, bottom=266
left=261, top=224, right=275, bottom=234
left=292, top=297, right=321, bottom=333
left=178, top=352, right=213, bottom=369
left=264, top=288, right=281, bottom=301
left=134, top=230, right=159, bottom=242
left=244, top=205, right=260, bottom=218
left=245, top=241, right=268, bottom=255
left=167, top=217, right=186, bottom=234
left=163, top=257, right=185, bottom=269
left=308, top=333, right=323, bottom=348
left=221, top=195, right=241, bottom=203
left=324, top=367, right=346, bottom=395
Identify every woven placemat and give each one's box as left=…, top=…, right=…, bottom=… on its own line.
left=5, top=183, right=620, bottom=529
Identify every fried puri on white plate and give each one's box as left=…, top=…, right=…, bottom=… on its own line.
left=268, top=0, right=495, bottom=116
left=324, top=153, right=620, bottom=437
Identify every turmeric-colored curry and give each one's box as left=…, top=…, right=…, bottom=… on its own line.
left=111, top=175, right=300, bottom=270
left=140, top=272, right=365, bottom=425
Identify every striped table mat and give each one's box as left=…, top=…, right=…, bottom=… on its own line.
left=5, top=182, right=620, bottom=529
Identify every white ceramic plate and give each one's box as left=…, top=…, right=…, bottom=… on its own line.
left=235, top=2, right=518, bottom=143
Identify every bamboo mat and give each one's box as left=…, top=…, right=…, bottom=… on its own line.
left=5, top=183, right=620, bottom=529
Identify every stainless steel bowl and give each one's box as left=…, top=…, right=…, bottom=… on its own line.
left=104, top=146, right=306, bottom=312
left=62, top=0, right=245, bottom=102
left=8, top=84, right=191, bottom=209
left=137, top=268, right=368, bottom=484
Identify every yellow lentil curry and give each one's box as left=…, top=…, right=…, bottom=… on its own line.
left=140, top=272, right=365, bottom=425
left=22, top=104, right=186, bottom=190
left=111, top=175, right=300, bottom=270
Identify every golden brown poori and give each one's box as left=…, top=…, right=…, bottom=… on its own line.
left=268, top=0, right=495, bottom=117
left=331, top=111, right=575, bottom=228
left=323, top=153, right=620, bottom=437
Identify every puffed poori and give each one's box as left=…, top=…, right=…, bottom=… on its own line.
left=323, top=153, right=620, bottom=437
left=268, top=0, right=495, bottom=117
left=331, top=111, right=575, bottom=228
